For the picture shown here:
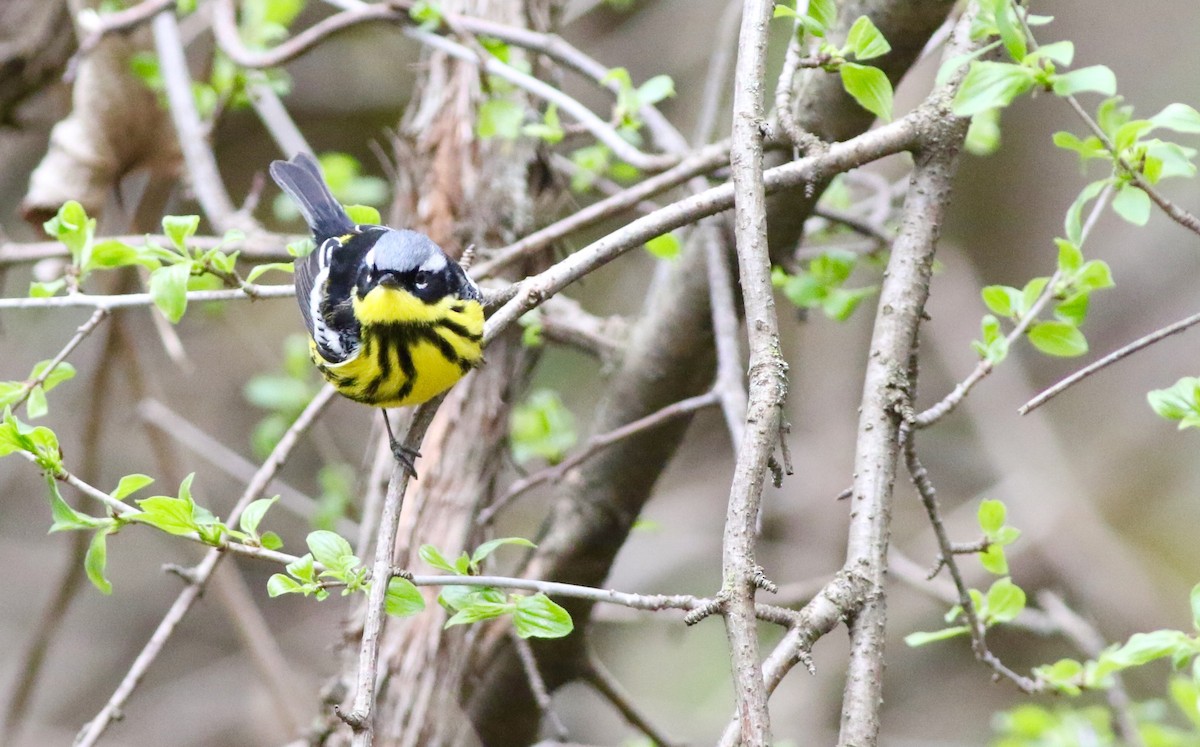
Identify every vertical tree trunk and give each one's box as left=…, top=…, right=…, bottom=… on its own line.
left=325, top=2, right=558, bottom=745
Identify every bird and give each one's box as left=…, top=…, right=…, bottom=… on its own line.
left=269, top=152, right=485, bottom=475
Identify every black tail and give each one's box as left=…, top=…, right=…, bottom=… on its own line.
left=269, top=152, right=355, bottom=239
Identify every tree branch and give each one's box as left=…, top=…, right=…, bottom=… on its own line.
left=720, top=1, right=780, bottom=743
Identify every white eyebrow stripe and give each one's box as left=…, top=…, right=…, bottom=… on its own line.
left=419, top=253, right=447, bottom=273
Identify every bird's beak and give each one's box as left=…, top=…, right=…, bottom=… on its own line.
left=377, top=271, right=402, bottom=288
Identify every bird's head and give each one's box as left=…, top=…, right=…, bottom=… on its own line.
left=352, top=229, right=481, bottom=324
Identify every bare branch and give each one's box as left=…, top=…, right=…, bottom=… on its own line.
left=6, top=308, right=108, bottom=412
left=0, top=283, right=294, bottom=310
left=721, top=1, right=780, bottom=742
left=1021, top=307, right=1200, bottom=415
left=151, top=11, right=251, bottom=233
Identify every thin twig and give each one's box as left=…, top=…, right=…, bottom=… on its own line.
left=472, top=141, right=732, bottom=278
left=903, top=429, right=1039, bottom=692
left=74, top=385, right=337, bottom=747
left=918, top=182, right=1112, bottom=426
left=583, top=651, right=682, bottom=747
left=478, top=389, right=719, bottom=525
left=340, top=400, right=442, bottom=742
left=702, top=221, right=748, bottom=452
left=773, top=18, right=825, bottom=152
left=0, top=283, right=294, bottom=310
left=483, top=107, right=926, bottom=342
left=136, top=398, right=342, bottom=533
left=1021, top=308, right=1200, bottom=414
left=213, top=0, right=677, bottom=172
left=691, top=0, right=743, bottom=146
left=510, top=632, right=568, bottom=741
left=6, top=308, right=108, bottom=412
left=0, top=234, right=295, bottom=267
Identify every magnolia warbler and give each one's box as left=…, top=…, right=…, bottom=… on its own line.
left=269, top=153, right=485, bottom=473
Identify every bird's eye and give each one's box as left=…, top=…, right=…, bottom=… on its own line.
left=414, top=270, right=429, bottom=290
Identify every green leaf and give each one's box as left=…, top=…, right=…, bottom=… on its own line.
left=149, top=261, right=193, bottom=323
left=85, top=530, right=113, bottom=595
left=904, top=626, right=970, bottom=646
left=839, top=63, right=893, bottom=122
left=1054, top=293, right=1089, bottom=327
left=1112, top=185, right=1151, bottom=226
left=240, top=496, right=279, bottom=536
left=31, top=360, right=76, bottom=393
left=964, top=107, right=1002, bottom=156
left=29, top=279, right=67, bottom=298
left=246, top=262, right=294, bottom=282
left=644, top=233, right=681, bottom=259
left=471, top=537, right=536, bottom=567
left=385, top=577, right=426, bottom=617
left=444, top=600, right=513, bottom=628
left=972, top=314, right=1008, bottom=364
left=1102, top=630, right=1192, bottom=670
left=286, top=553, right=317, bottom=584
left=1056, top=239, right=1083, bottom=274
left=26, top=386, right=48, bottom=419
left=805, top=0, right=837, bottom=35
left=981, top=285, right=1020, bottom=318
left=1028, top=321, right=1088, bottom=357
left=522, top=103, right=563, bottom=144
left=260, top=531, right=283, bottom=550
left=1064, top=179, right=1108, bottom=246
left=978, top=499, right=1006, bottom=533
left=1148, top=377, right=1200, bottom=424
left=636, top=75, right=675, bottom=106
left=1053, top=131, right=1109, bottom=164
left=162, top=215, right=200, bottom=253
left=134, top=496, right=200, bottom=536
left=952, top=61, right=1037, bottom=117
left=979, top=545, right=1009, bottom=575
left=307, top=530, right=357, bottom=574
left=1052, top=65, right=1117, bottom=97
left=845, top=16, right=891, bottom=61
left=984, top=577, right=1026, bottom=623
left=512, top=593, right=574, bottom=639
left=1150, top=103, right=1200, bottom=134
left=477, top=97, right=525, bottom=140
left=344, top=205, right=381, bottom=225
left=1031, top=40, right=1074, bottom=66
left=267, top=573, right=303, bottom=597
left=111, top=473, right=154, bottom=501
left=49, top=479, right=106, bottom=532
left=821, top=286, right=876, bottom=321
left=992, top=1, right=1026, bottom=61
left=419, top=544, right=460, bottom=574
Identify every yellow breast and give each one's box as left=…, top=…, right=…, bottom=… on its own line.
left=312, top=286, right=484, bottom=408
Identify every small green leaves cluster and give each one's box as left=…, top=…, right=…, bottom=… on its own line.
left=772, top=251, right=878, bottom=322
left=905, top=576, right=1026, bottom=647
left=993, top=696, right=1200, bottom=747
left=421, top=539, right=574, bottom=639
left=0, top=409, right=289, bottom=595
left=407, top=0, right=443, bottom=30
left=1036, top=584, right=1200, bottom=697
left=976, top=499, right=1021, bottom=575
left=1148, top=377, right=1200, bottom=430
left=268, top=530, right=426, bottom=618
left=1057, top=98, right=1200, bottom=227
left=510, top=389, right=577, bottom=465
left=39, top=202, right=260, bottom=323
left=0, top=360, right=76, bottom=419
left=775, top=1, right=894, bottom=121
left=951, top=1, right=1112, bottom=118
left=975, top=237, right=1113, bottom=362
